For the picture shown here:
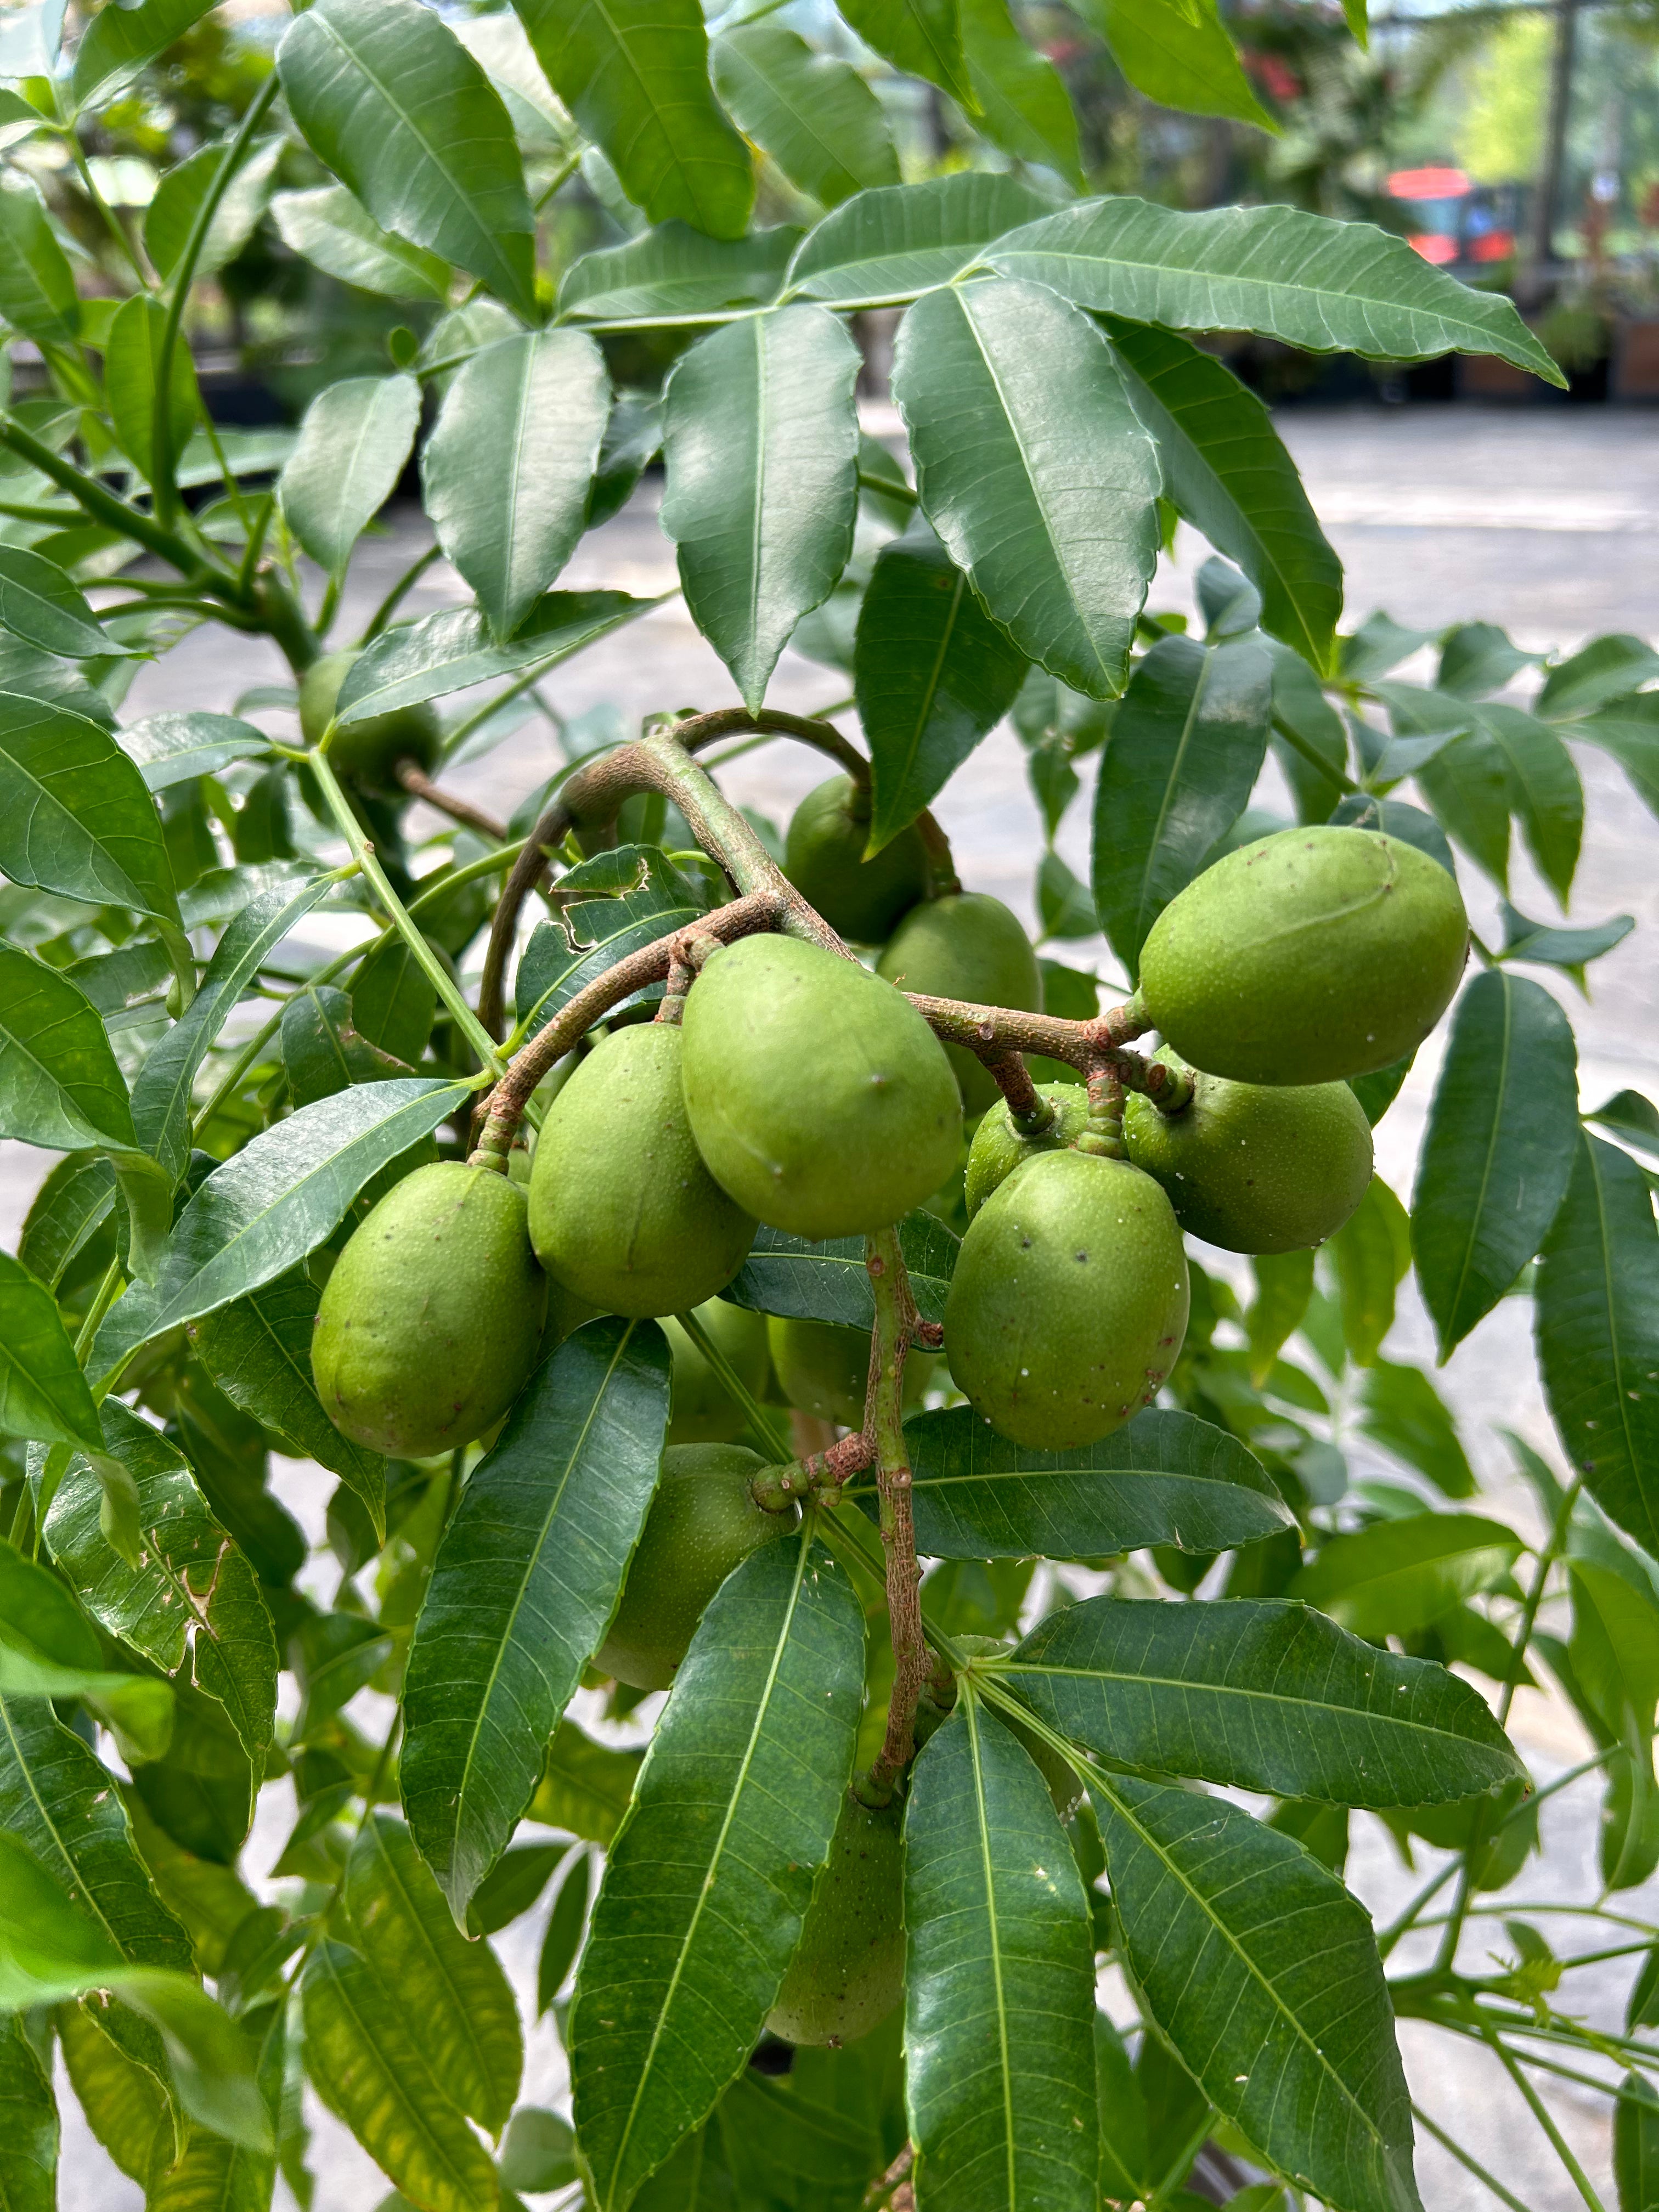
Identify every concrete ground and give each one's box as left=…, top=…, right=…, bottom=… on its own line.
left=12, top=403, right=1659, bottom=2209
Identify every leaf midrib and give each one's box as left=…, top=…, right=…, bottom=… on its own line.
left=963, top=1695, right=1018, bottom=2211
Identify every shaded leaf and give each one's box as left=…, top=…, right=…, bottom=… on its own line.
left=894, top=278, right=1160, bottom=701
left=902, top=1404, right=1293, bottom=1559
left=1247, top=1248, right=1314, bottom=1385
left=1329, top=1175, right=1410, bottom=1367
left=0, top=2011, right=57, bottom=2212
left=557, top=222, right=798, bottom=323
left=959, top=0, right=1081, bottom=183
left=1290, top=1513, right=1523, bottom=1641
left=783, top=173, right=1053, bottom=307
left=0, top=692, right=180, bottom=930
left=904, top=1700, right=1098, bottom=2212
left=1003, top=1594, right=1521, bottom=1803
left=1470, top=701, right=1582, bottom=905
left=0, top=174, right=78, bottom=345
left=278, top=374, right=420, bottom=579
left=536, top=1848, right=591, bottom=2010
left=18, top=1150, right=115, bottom=1292
left=837, top=0, right=973, bottom=106
left=106, top=293, right=200, bottom=492
left=1615, top=2075, right=1659, bottom=2212
left=525, top=1719, right=642, bottom=1846
left=1089, top=0, right=1274, bottom=128
left=0, top=546, right=124, bottom=660
left=1498, top=900, right=1633, bottom=979
left=515, top=844, right=709, bottom=1041
left=661, top=305, right=860, bottom=712
left=1436, top=621, right=1541, bottom=700
left=1537, top=633, right=1659, bottom=721
left=711, top=26, right=899, bottom=206
left=280, top=0, right=535, bottom=318
left=144, top=134, right=284, bottom=285
left=725, top=1210, right=959, bottom=1329
left=337, top=590, right=657, bottom=723
left=119, top=712, right=269, bottom=793
left=0, top=1249, right=101, bottom=1453
left=70, top=0, right=213, bottom=106
left=1356, top=1362, right=1476, bottom=1500
left=571, top=1534, right=864, bottom=2211
left=401, top=1318, right=670, bottom=1915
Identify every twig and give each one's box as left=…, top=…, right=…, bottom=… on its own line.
left=394, top=760, right=509, bottom=840
left=751, top=1430, right=874, bottom=1511
left=360, top=543, right=443, bottom=645
left=1460, top=1990, right=1608, bottom=2212
left=866, top=1224, right=928, bottom=1800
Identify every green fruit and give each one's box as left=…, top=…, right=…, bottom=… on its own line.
left=529, top=1023, right=755, bottom=1318
left=767, top=1791, right=904, bottom=2047
left=664, top=1300, right=772, bottom=1443
left=766, top=1316, right=931, bottom=1427
left=680, top=934, right=962, bottom=1240
left=964, top=1082, right=1090, bottom=1219
left=1138, top=827, right=1468, bottom=1085
left=783, top=775, right=930, bottom=944
left=944, top=1150, right=1188, bottom=1452
left=312, top=1162, right=546, bottom=1459
left=1123, top=1049, right=1374, bottom=1254
left=596, top=1444, right=793, bottom=1690
left=876, top=893, right=1044, bottom=1112
left=299, top=648, right=440, bottom=793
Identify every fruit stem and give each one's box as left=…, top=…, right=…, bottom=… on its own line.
left=750, top=1429, right=874, bottom=1511
left=898, top=990, right=1191, bottom=1109
left=469, top=891, right=785, bottom=1161
left=1077, top=1064, right=1126, bottom=1159
left=865, top=1224, right=929, bottom=1801
left=986, top=1049, right=1052, bottom=1130
left=393, top=759, right=510, bottom=842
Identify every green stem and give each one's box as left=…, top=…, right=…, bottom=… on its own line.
left=674, top=1308, right=791, bottom=1461
left=856, top=467, right=917, bottom=508
left=1411, top=2100, right=1539, bottom=2212
left=75, top=1258, right=126, bottom=1364
left=152, top=73, right=281, bottom=528
left=0, top=413, right=217, bottom=580
left=1270, top=710, right=1361, bottom=797
left=534, top=151, right=582, bottom=212
left=1460, top=1990, right=1608, bottom=2212
left=302, top=747, right=505, bottom=1074
left=359, top=541, right=442, bottom=646
left=438, top=651, right=575, bottom=765
left=64, top=132, right=149, bottom=286
left=1143, top=2104, right=1217, bottom=2211
left=235, top=489, right=276, bottom=596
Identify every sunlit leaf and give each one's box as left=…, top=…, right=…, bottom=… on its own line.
left=711, top=25, right=899, bottom=207
left=278, top=374, right=420, bottom=580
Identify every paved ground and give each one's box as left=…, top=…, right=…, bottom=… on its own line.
left=17, top=404, right=1659, bottom=2209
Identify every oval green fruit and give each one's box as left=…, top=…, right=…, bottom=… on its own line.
left=529, top=1023, right=755, bottom=1317
left=1137, top=826, right=1467, bottom=1085
left=680, top=934, right=962, bottom=1240
left=766, top=1315, right=931, bottom=1427
left=964, top=1081, right=1090, bottom=1219
left=876, top=893, right=1044, bottom=1112
left=944, top=1150, right=1188, bottom=1451
left=1124, top=1049, right=1374, bottom=1254
left=767, top=1791, right=904, bottom=2047
left=312, top=1161, right=546, bottom=1459
left=664, top=1300, right=772, bottom=1443
left=783, top=775, right=930, bottom=944
left=299, top=648, right=440, bottom=793
left=596, top=1444, right=794, bottom=1691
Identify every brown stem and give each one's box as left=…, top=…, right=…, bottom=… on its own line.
left=394, top=759, right=509, bottom=842
left=901, top=991, right=1186, bottom=1106
left=467, top=891, right=783, bottom=1162
left=866, top=1224, right=928, bottom=1801
left=751, top=1429, right=874, bottom=1511
left=982, top=1048, right=1051, bottom=1127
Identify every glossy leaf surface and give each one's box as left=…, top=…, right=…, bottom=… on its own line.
left=271, top=183, right=452, bottom=302
left=0, top=693, right=180, bottom=929
left=0, top=1249, right=101, bottom=1453
left=710, top=26, right=899, bottom=206
left=278, top=374, right=420, bottom=579
left=337, top=591, right=656, bottom=722
left=783, top=173, right=1052, bottom=306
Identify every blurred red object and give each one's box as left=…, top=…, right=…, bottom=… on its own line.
left=1470, top=231, right=1515, bottom=262
left=1409, top=234, right=1459, bottom=264
left=1389, top=166, right=1471, bottom=200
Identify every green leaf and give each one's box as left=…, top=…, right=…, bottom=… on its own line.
left=1329, top=1175, right=1409, bottom=1367
left=1537, top=633, right=1659, bottom=720
left=1106, top=319, right=1341, bottom=671
left=0, top=546, right=125, bottom=660
left=1267, top=637, right=1349, bottom=819
left=854, top=520, right=1028, bottom=853
left=0, top=692, right=181, bottom=933
left=988, top=198, right=1564, bottom=385
left=19, top=1152, right=116, bottom=1292
left=132, top=874, right=336, bottom=1186
left=516, top=0, right=752, bottom=239
left=725, top=1209, right=960, bottom=1329
left=839, top=0, right=973, bottom=107
left=1498, top=898, right=1633, bottom=979
left=144, top=135, right=284, bottom=286
left=1590, top=1090, right=1659, bottom=1165
left=280, top=0, right=535, bottom=319
left=661, top=305, right=860, bottom=712
left=1616, top=2076, right=1659, bottom=2211
left=0, top=2012, right=55, bottom=2212
left=271, top=183, right=453, bottom=303
left=345, top=1815, right=522, bottom=2136
left=1004, top=1594, right=1520, bottom=1803
left=0, top=1249, right=100, bottom=1453
left=352, top=934, right=438, bottom=1068
left=70, top=0, right=214, bottom=107
left=425, top=328, right=610, bottom=644
left=402, top=1318, right=670, bottom=1916
left=1537, top=1131, right=1659, bottom=1560
left=904, top=1700, right=1098, bottom=2212
left=1414, top=727, right=1511, bottom=888
left=894, top=278, right=1160, bottom=701
left=0, top=944, right=142, bottom=1155
left=571, top=1533, right=864, bottom=2212
left=466, top=1841, right=569, bottom=1939
left=536, top=1848, right=591, bottom=2008
left=958, top=0, right=1081, bottom=183
left=190, top=1268, right=385, bottom=1536
left=1356, top=1362, right=1476, bottom=1499
left=1090, top=1771, right=1419, bottom=2212
left=526, top=1719, right=642, bottom=1844
left=1246, top=1248, right=1314, bottom=1385
left=300, top=1938, right=500, bottom=2212
left=783, top=173, right=1053, bottom=307
left=1412, top=971, right=1578, bottom=1359
left=1289, top=1513, right=1523, bottom=1641
left=514, top=844, right=709, bottom=1041
left=501, top=2107, right=578, bottom=2195
left=1436, top=621, right=1541, bottom=700
left=902, top=1404, right=1294, bottom=1559
left=0, top=174, right=79, bottom=345
left=0, top=1537, right=173, bottom=1759
left=278, top=374, right=421, bottom=580
left=1090, top=629, right=1270, bottom=978
left=556, top=222, right=798, bottom=324
left=1087, top=0, right=1275, bottom=128
left=43, top=1401, right=278, bottom=1768
left=58, top=1999, right=176, bottom=2193
left=117, top=712, right=269, bottom=793
left=1470, top=701, right=1582, bottom=905
left=105, top=292, right=200, bottom=492
left=336, top=589, right=657, bottom=723
left=90, top=1078, right=472, bottom=1386
left=711, top=26, right=899, bottom=207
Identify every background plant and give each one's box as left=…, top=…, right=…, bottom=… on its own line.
left=0, top=3, right=1656, bottom=2211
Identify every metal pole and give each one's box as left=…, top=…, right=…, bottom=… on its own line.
left=1523, top=0, right=1581, bottom=303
